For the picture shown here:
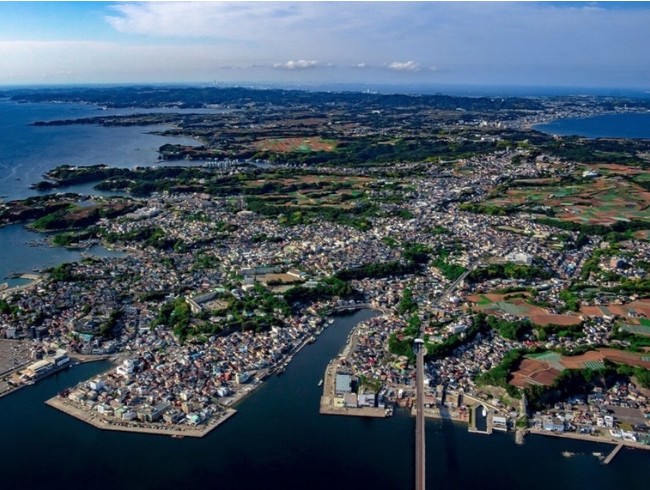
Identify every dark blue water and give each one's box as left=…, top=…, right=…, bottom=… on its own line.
left=0, top=99, right=210, bottom=201
left=535, top=112, right=650, bottom=139
left=0, top=223, right=123, bottom=285
left=0, top=100, right=207, bottom=278
left=0, top=309, right=647, bottom=490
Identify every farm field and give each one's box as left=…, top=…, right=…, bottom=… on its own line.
left=580, top=299, right=650, bottom=322
left=467, top=293, right=582, bottom=326
left=245, top=173, right=374, bottom=209
left=510, top=349, right=650, bottom=389
left=253, top=136, right=337, bottom=153
left=486, top=171, right=650, bottom=225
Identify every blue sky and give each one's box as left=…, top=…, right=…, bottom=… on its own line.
left=1, top=1, right=649, bottom=88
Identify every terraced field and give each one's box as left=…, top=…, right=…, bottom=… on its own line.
left=253, top=136, right=337, bottom=153
left=485, top=170, right=650, bottom=226
left=510, top=349, right=650, bottom=389
left=468, top=293, right=582, bottom=326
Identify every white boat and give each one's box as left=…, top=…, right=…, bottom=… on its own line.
left=317, top=379, right=323, bottom=387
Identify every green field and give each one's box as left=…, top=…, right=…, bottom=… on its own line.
left=622, top=324, right=650, bottom=337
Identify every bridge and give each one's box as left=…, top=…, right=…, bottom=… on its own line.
left=413, top=264, right=474, bottom=490
left=414, top=338, right=426, bottom=490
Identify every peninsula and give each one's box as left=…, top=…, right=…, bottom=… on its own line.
left=0, top=86, right=649, bottom=450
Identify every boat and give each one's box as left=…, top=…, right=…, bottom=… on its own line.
left=317, top=379, right=323, bottom=387
left=307, top=336, right=316, bottom=344
left=562, top=451, right=575, bottom=458
left=171, top=434, right=185, bottom=439
left=327, top=318, right=334, bottom=325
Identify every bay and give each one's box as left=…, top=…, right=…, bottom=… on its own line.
left=0, top=99, right=214, bottom=280
left=534, top=112, right=650, bottom=139
left=0, top=99, right=215, bottom=202
left=0, top=98, right=648, bottom=489
left=0, top=223, right=124, bottom=285
left=0, top=309, right=647, bottom=490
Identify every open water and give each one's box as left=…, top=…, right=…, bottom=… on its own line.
left=0, top=309, right=647, bottom=490
left=0, top=99, right=212, bottom=281
left=534, top=112, right=650, bottom=139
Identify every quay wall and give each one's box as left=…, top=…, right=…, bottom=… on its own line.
left=45, top=396, right=237, bottom=438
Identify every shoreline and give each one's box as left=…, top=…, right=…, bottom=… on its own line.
left=319, top=307, right=389, bottom=418
left=45, top=395, right=237, bottom=438
left=526, top=428, right=650, bottom=453
left=0, top=353, right=114, bottom=400
left=528, top=109, right=650, bottom=135
left=44, top=308, right=378, bottom=437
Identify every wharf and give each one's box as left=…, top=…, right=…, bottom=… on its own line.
left=45, top=395, right=237, bottom=438
left=319, top=309, right=390, bottom=419
left=603, top=443, right=624, bottom=465
left=528, top=428, right=650, bottom=455
left=0, top=274, right=42, bottom=299
left=515, top=429, right=526, bottom=445
left=411, top=405, right=469, bottom=425
left=319, top=358, right=387, bottom=418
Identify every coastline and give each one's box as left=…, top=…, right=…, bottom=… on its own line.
left=43, top=307, right=378, bottom=437
left=319, top=306, right=389, bottom=418
left=529, top=109, right=650, bottom=136
left=527, top=428, right=650, bottom=453
left=45, top=395, right=237, bottom=438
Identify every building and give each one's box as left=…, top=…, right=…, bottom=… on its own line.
left=335, top=374, right=352, bottom=396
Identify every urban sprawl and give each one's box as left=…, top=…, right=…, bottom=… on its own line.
left=1, top=87, right=649, bottom=453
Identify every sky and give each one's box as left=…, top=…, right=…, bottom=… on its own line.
left=0, top=1, right=649, bottom=89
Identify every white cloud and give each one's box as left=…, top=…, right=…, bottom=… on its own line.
left=273, top=60, right=320, bottom=70
left=4, top=2, right=650, bottom=86
left=105, top=2, right=310, bottom=40
left=388, top=60, right=422, bottom=72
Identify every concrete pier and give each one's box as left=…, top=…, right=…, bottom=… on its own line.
left=603, top=443, right=624, bottom=465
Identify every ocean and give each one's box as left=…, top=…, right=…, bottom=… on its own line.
left=0, top=98, right=213, bottom=201
left=534, top=112, right=650, bottom=139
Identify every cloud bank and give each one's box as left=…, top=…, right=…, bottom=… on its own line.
left=2, top=2, right=650, bottom=87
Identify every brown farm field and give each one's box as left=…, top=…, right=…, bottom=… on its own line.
left=468, top=293, right=582, bottom=326
left=253, top=136, right=337, bottom=153
left=485, top=174, right=650, bottom=226
left=581, top=299, right=650, bottom=322
left=510, top=349, right=650, bottom=389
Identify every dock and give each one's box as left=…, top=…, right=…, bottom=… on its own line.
left=515, top=429, right=526, bottom=445
left=319, top=311, right=391, bottom=418
left=603, top=443, right=624, bottom=465
left=46, top=395, right=237, bottom=438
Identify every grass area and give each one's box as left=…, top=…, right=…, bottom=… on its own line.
left=477, top=295, right=492, bottom=306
